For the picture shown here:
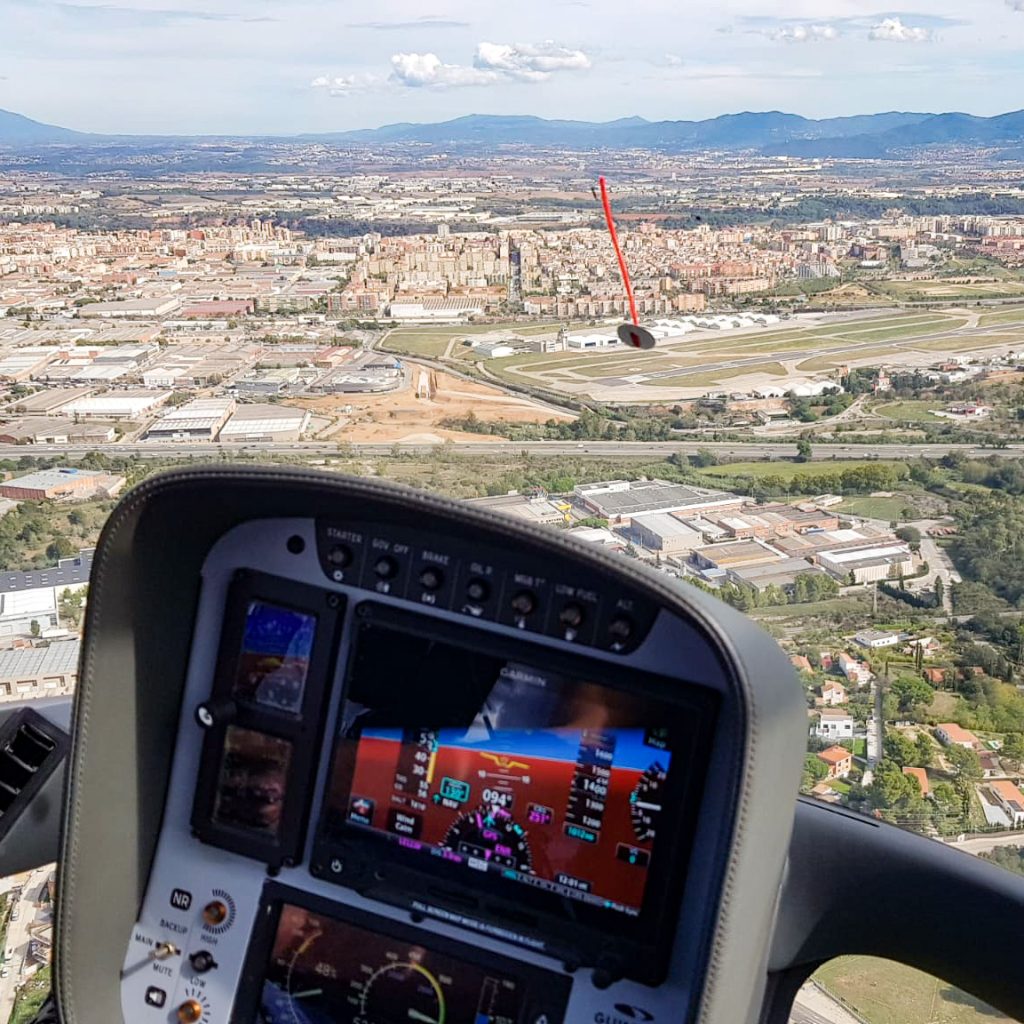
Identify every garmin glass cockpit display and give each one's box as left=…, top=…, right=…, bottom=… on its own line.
left=189, top=567, right=715, bottom=994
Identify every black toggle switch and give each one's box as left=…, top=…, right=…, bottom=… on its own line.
left=511, top=591, right=537, bottom=616
left=559, top=604, right=585, bottom=629
left=374, top=556, right=398, bottom=580
left=327, top=544, right=353, bottom=567
left=418, top=567, right=444, bottom=591
left=608, top=616, right=634, bottom=643
left=189, top=950, right=218, bottom=974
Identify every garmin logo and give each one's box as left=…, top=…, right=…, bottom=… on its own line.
left=594, top=1006, right=655, bottom=1024
left=499, top=664, right=548, bottom=688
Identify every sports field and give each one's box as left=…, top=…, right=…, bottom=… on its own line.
left=873, top=400, right=944, bottom=422
left=877, top=278, right=1024, bottom=299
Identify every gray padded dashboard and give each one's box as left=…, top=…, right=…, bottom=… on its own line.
left=55, top=468, right=806, bottom=1024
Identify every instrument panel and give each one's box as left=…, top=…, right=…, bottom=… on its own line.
left=120, top=513, right=739, bottom=1024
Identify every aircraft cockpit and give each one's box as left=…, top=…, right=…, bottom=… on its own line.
left=2, top=467, right=1022, bottom=1024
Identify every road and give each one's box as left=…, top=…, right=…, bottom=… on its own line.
left=917, top=527, right=960, bottom=615
left=790, top=983, right=865, bottom=1024
left=945, top=832, right=1024, bottom=856
left=865, top=675, right=882, bottom=777
left=5, top=440, right=1024, bottom=461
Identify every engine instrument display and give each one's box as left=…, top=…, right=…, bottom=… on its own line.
left=253, top=899, right=544, bottom=1024
left=213, top=727, right=292, bottom=836
left=318, top=616, right=701, bottom=922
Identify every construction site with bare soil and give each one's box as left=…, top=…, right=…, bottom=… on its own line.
left=290, top=367, right=574, bottom=445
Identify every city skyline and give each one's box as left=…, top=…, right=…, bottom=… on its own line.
left=1, top=0, right=1023, bottom=135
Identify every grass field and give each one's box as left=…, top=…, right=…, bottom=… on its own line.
left=908, top=333, right=1022, bottom=353
left=701, top=459, right=907, bottom=482
left=878, top=278, right=1024, bottom=298
left=9, top=966, right=51, bottom=1024
left=637, top=361, right=787, bottom=388
left=927, top=691, right=962, bottom=719
left=752, top=596, right=871, bottom=619
left=834, top=317, right=967, bottom=344
left=979, top=306, right=1024, bottom=327
left=853, top=738, right=867, bottom=757
left=815, top=956, right=1012, bottom=1024
left=797, top=346, right=905, bottom=372
left=384, top=334, right=453, bottom=357
left=835, top=495, right=917, bottom=520
left=874, top=400, right=944, bottom=422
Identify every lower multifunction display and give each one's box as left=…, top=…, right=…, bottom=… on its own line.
left=313, top=607, right=715, bottom=984
left=234, top=886, right=571, bottom=1024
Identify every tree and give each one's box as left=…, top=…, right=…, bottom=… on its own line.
left=891, top=675, right=934, bottom=714
left=895, top=525, right=922, bottom=552
left=45, top=537, right=76, bottom=563
left=802, top=753, right=830, bottom=792
left=795, top=438, right=813, bottom=463
left=946, top=743, right=983, bottom=781
left=690, top=449, right=719, bottom=468
left=932, top=780, right=960, bottom=814
left=915, top=732, right=935, bottom=768
left=883, top=729, right=917, bottom=767
left=868, top=758, right=919, bottom=808
left=934, top=576, right=944, bottom=608
left=979, top=846, right=1024, bottom=876
left=1001, top=732, right=1024, bottom=772
left=946, top=743, right=983, bottom=819
left=29, top=620, right=40, bottom=638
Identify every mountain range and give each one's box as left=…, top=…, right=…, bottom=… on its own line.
left=4, top=107, right=1024, bottom=159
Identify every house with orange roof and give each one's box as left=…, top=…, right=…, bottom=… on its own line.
left=989, top=780, right=1024, bottom=827
left=902, top=766, right=931, bottom=798
left=817, top=745, right=853, bottom=779
left=790, top=655, right=812, bottom=674
left=935, top=723, right=979, bottom=749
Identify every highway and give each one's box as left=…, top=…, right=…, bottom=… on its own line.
left=5, top=440, right=1024, bottom=461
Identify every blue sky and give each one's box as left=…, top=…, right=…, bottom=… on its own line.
left=1, top=0, right=1023, bottom=134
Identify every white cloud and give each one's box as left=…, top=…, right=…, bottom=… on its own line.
left=664, top=53, right=684, bottom=66
left=771, top=24, right=839, bottom=42
left=1007, top=0, right=1024, bottom=10
left=310, top=73, right=380, bottom=95
left=389, top=52, right=498, bottom=88
left=868, top=17, right=933, bottom=42
left=385, top=41, right=592, bottom=89
left=473, top=41, right=591, bottom=81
